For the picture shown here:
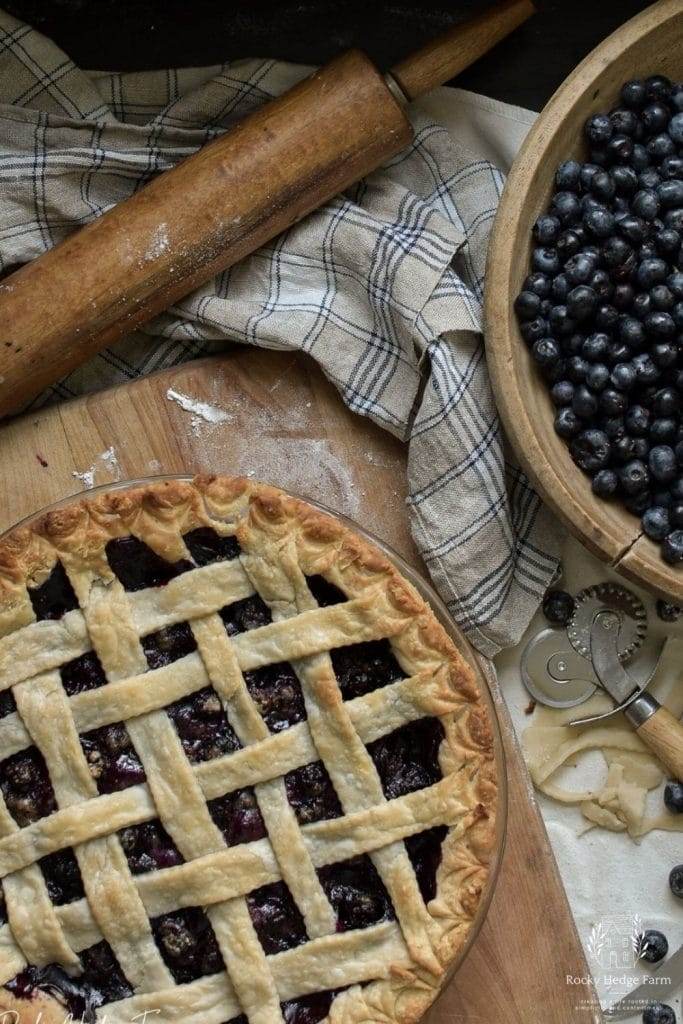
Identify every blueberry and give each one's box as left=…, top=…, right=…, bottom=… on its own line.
left=585, top=364, right=610, bottom=393
left=602, top=236, right=632, bottom=268
left=532, top=247, right=561, bottom=276
left=592, top=469, right=618, bottom=497
left=670, top=864, right=683, bottom=899
left=570, top=429, right=611, bottom=472
left=524, top=272, right=551, bottom=298
left=668, top=271, right=683, bottom=298
left=533, top=214, right=561, bottom=244
left=632, top=190, right=660, bottom=222
left=551, top=274, right=569, bottom=301
left=601, top=416, right=625, bottom=440
left=638, top=258, right=668, bottom=288
left=582, top=332, right=610, bottom=361
left=664, top=781, right=683, bottom=812
left=642, top=102, right=669, bottom=134
left=555, top=160, right=581, bottom=191
left=565, top=253, right=596, bottom=285
left=584, top=206, right=615, bottom=238
left=625, top=404, right=651, bottom=436
left=642, top=506, right=670, bottom=540
left=651, top=341, right=677, bottom=368
left=596, top=303, right=619, bottom=330
left=566, top=285, right=598, bottom=321
left=650, top=283, right=675, bottom=309
left=612, top=165, right=639, bottom=194
left=542, top=589, right=575, bottom=626
left=645, top=311, right=676, bottom=338
left=532, top=337, right=562, bottom=368
left=612, top=281, right=633, bottom=307
left=642, top=1002, right=676, bottom=1024
left=638, top=929, right=668, bottom=964
left=671, top=503, right=683, bottom=529
left=584, top=113, right=612, bottom=146
left=639, top=168, right=662, bottom=191
left=554, top=407, right=582, bottom=438
left=651, top=417, right=677, bottom=443
left=632, top=352, right=660, bottom=383
left=514, top=290, right=542, bottom=319
left=607, top=133, right=634, bottom=163
left=619, top=459, right=650, bottom=494
left=600, top=387, right=626, bottom=414
left=617, top=215, right=647, bottom=244
left=671, top=83, right=683, bottom=111
left=625, top=490, right=652, bottom=515
left=592, top=269, right=614, bottom=300
left=654, top=230, right=680, bottom=258
left=619, top=317, right=646, bottom=349
left=590, top=170, right=615, bottom=200
left=549, top=304, right=576, bottom=335
left=648, top=133, right=675, bottom=161
left=631, top=143, right=650, bottom=171
left=621, top=79, right=647, bottom=109
left=657, top=599, right=682, bottom=622
left=520, top=317, right=548, bottom=345
left=551, top=191, right=582, bottom=225
left=668, top=111, right=683, bottom=145
left=649, top=445, right=678, bottom=483
left=611, top=362, right=636, bottom=390
left=557, top=228, right=583, bottom=259
left=567, top=356, right=589, bottom=382
left=572, top=384, right=599, bottom=418
left=657, top=179, right=683, bottom=209
left=663, top=529, right=683, bottom=563
left=661, top=154, right=683, bottom=178
left=550, top=380, right=574, bottom=407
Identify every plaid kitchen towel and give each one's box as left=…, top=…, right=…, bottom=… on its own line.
left=0, top=9, right=564, bottom=655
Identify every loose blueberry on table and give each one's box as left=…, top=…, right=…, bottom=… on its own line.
left=0, top=530, right=452, bottom=1024
left=637, top=929, right=669, bottom=964
left=643, top=1003, right=677, bottom=1024
left=542, top=588, right=576, bottom=626
left=514, top=74, right=683, bottom=565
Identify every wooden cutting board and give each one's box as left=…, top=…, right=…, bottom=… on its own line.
left=0, top=350, right=602, bottom=1024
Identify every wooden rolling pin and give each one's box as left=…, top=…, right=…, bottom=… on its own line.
left=0, top=0, right=533, bottom=417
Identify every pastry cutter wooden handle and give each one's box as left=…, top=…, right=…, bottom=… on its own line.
left=0, top=0, right=533, bottom=418
left=591, top=611, right=683, bottom=782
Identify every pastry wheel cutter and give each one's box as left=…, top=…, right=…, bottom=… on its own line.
left=522, top=582, right=683, bottom=781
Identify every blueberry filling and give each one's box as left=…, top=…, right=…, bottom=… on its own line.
left=220, top=594, right=272, bottom=636
left=0, top=748, right=56, bottom=826
left=28, top=562, right=78, bottom=621
left=79, top=724, right=145, bottom=794
left=367, top=718, right=444, bottom=800
left=183, top=527, right=240, bottom=566
left=281, top=990, right=344, bottom=1024
left=39, top=849, right=84, bottom=904
left=330, top=640, right=405, bottom=701
left=284, top=762, right=342, bottom=825
left=151, top=907, right=223, bottom=983
left=166, top=687, right=241, bottom=763
left=208, top=787, right=267, bottom=846
left=60, top=651, right=108, bottom=696
left=119, top=820, right=183, bottom=875
left=0, top=886, right=6, bottom=926
left=404, top=827, right=449, bottom=903
left=305, top=575, right=346, bottom=607
left=246, top=881, right=308, bottom=954
left=105, top=537, right=192, bottom=592
left=243, top=663, right=307, bottom=733
left=318, top=855, right=394, bottom=932
left=5, top=941, right=132, bottom=1023
left=0, top=690, right=16, bottom=719
left=142, top=622, right=197, bottom=670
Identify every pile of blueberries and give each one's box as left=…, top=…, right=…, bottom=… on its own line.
left=514, top=74, right=683, bottom=565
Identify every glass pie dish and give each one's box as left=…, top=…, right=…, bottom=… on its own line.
left=0, top=475, right=507, bottom=1023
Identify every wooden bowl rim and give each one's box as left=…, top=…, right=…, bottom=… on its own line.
left=485, top=0, right=683, bottom=603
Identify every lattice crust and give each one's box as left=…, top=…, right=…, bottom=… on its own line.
left=0, top=477, right=497, bottom=1024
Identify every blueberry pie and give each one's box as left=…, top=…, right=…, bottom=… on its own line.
left=0, top=477, right=497, bottom=1024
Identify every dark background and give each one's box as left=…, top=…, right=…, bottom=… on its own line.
left=4, top=0, right=656, bottom=111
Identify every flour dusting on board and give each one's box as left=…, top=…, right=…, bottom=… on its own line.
left=166, top=388, right=232, bottom=433
left=72, top=446, right=121, bottom=489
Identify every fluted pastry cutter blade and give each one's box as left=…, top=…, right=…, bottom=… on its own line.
left=567, top=582, right=646, bottom=663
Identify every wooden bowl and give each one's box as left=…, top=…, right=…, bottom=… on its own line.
left=485, top=0, right=683, bottom=603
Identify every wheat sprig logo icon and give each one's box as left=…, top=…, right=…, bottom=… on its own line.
left=587, top=921, right=608, bottom=961
left=631, top=914, right=645, bottom=961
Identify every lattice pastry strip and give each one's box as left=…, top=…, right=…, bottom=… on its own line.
left=70, top=566, right=286, bottom=1024
left=238, top=532, right=441, bottom=974
left=12, top=672, right=173, bottom=993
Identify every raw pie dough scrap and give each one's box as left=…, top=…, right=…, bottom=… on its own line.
left=522, top=638, right=683, bottom=837
left=0, top=476, right=498, bottom=1024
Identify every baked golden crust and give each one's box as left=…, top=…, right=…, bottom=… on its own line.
left=0, top=476, right=498, bottom=1024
